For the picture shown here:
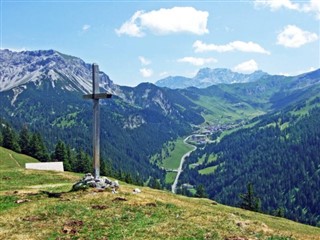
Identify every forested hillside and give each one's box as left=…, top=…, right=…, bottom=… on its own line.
left=0, top=78, right=204, bottom=187
left=180, top=102, right=320, bottom=226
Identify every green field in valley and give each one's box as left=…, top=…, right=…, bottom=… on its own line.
left=165, top=172, right=177, bottom=184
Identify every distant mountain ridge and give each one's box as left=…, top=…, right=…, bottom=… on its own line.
left=155, top=68, right=269, bottom=89
left=0, top=49, right=117, bottom=94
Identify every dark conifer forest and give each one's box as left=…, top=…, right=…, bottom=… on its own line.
left=180, top=105, right=320, bottom=226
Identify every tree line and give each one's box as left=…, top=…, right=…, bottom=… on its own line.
left=0, top=120, right=149, bottom=186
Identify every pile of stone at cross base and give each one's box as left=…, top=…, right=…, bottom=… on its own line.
left=72, top=173, right=119, bottom=193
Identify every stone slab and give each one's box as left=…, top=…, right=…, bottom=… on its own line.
left=25, top=162, right=64, bottom=172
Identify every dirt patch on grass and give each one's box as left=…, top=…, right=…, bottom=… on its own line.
left=62, top=220, right=84, bottom=235
left=92, top=204, right=108, bottom=210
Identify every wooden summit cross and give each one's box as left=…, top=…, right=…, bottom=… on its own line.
left=83, top=64, right=112, bottom=179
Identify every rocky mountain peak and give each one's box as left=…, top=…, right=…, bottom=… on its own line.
left=155, top=67, right=269, bottom=89
left=0, top=49, right=117, bottom=94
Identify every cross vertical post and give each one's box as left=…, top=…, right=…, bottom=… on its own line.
left=92, top=64, right=100, bottom=179
left=83, top=63, right=112, bottom=179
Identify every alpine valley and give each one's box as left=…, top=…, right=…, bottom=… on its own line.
left=1, top=49, right=320, bottom=227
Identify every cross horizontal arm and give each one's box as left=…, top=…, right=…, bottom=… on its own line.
left=83, top=93, right=112, bottom=100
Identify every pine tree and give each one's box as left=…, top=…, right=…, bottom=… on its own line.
left=116, top=169, right=124, bottom=180
left=19, top=126, right=31, bottom=155
left=74, top=149, right=92, bottom=173
left=100, top=158, right=112, bottom=177
left=64, top=145, right=73, bottom=172
left=82, top=152, right=92, bottom=174
left=54, top=140, right=66, bottom=162
left=274, top=207, right=285, bottom=217
left=2, top=125, right=20, bottom=152
left=54, top=140, right=72, bottom=171
left=195, top=184, right=207, bottom=198
left=29, top=132, right=49, bottom=162
left=239, top=183, right=261, bottom=212
left=148, top=177, right=161, bottom=189
left=1, top=126, right=12, bottom=149
left=124, top=173, right=133, bottom=184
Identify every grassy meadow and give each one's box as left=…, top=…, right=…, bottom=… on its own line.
left=1, top=146, right=320, bottom=240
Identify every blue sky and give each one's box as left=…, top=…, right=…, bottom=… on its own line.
left=1, top=0, right=319, bottom=86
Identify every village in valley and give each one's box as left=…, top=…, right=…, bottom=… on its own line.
left=186, top=120, right=246, bottom=146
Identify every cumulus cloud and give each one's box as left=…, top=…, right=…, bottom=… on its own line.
left=116, top=7, right=209, bottom=37
left=115, top=11, right=144, bottom=37
left=82, top=24, right=91, bottom=32
left=233, top=59, right=259, bottom=73
left=254, top=0, right=320, bottom=19
left=177, top=57, right=217, bottom=66
left=140, top=68, right=153, bottom=78
left=139, top=56, right=151, bottom=66
left=193, top=40, right=270, bottom=55
left=277, top=25, right=318, bottom=48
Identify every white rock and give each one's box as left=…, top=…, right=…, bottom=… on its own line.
left=133, top=188, right=141, bottom=194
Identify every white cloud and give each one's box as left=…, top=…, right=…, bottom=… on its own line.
left=139, top=56, right=151, bottom=66
left=115, top=11, right=144, bottom=37
left=140, top=68, right=153, bottom=78
left=116, top=7, right=209, bottom=37
left=254, top=0, right=300, bottom=11
left=254, top=0, right=320, bottom=19
left=193, top=40, right=232, bottom=53
left=308, top=66, right=316, bottom=72
left=177, top=57, right=217, bottom=66
left=278, top=72, right=291, bottom=76
left=302, top=0, right=320, bottom=20
left=233, top=59, right=259, bottom=73
left=82, top=24, right=91, bottom=32
left=193, top=40, right=270, bottom=55
left=277, top=25, right=318, bottom=48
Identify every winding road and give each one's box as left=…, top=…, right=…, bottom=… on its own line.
left=171, top=136, right=197, bottom=193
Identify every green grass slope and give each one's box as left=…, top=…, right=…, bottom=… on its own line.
left=0, top=146, right=39, bottom=169
left=0, top=148, right=319, bottom=240
left=0, top=147, right=80, bottom=192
